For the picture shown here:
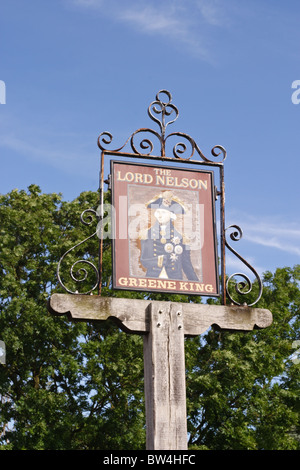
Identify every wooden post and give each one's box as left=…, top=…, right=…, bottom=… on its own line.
left=144, top=302, right=187, bottom=450
left=48, top=294, right=273, bottom=450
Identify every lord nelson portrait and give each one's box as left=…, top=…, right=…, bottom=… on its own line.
left=138, top=191, right=198, bottom=282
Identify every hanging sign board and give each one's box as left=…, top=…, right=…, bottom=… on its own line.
left=111, top=160, right=219, bottom=296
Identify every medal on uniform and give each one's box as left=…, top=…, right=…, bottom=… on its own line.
left=175, top=245, right=183, bottom=254
left=160, top=228, right=167, bottom=244
left=164, top=243, right=173, bottom=253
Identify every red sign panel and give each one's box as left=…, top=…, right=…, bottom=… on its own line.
left=111, top=160, right=219, bottom=296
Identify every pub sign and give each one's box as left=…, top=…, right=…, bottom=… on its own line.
left=111, top=160, right=219, bottom=296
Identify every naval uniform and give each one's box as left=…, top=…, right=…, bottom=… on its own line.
left=140, top=221, right=198, bottom=281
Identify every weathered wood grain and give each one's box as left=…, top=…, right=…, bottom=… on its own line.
left=48, top=293, right=273, bottom=335
left=143, top=303, right=187, bottom=450
left=48, top=293, right=273, bottom=451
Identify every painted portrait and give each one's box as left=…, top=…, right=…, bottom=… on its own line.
left=112, top=160, right=219, bottom=297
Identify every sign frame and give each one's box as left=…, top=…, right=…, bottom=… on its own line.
left=57, top=89, right=263, bottom=307
left=111, top=159, right=220, bottom=297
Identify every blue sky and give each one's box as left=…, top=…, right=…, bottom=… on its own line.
left=1, top=0, right=300, bottom=280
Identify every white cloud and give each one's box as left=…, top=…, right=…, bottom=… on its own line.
left=116, top=3, right=210, bottom=60
left=226, top=214, right=300, bottom=258
left=220, top=211, right=300, bottom=279
left=245, top=233, right=300, bottom=257
left=0, top=131, right=96, bottom=179
left=118, top=6, right=181, bottom=34
left=67, top=0, right=104, bottom=7
left=65, top=0, right=228, bottom=61
left=225, top=253, right=266, bottom=278
left=196, top=0, right=226, bottom=26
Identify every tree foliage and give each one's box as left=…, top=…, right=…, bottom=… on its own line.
left=0, top=186, right=299, bottom=449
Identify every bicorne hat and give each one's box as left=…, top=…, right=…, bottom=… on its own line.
left=146, top=191, right=186, bottom=214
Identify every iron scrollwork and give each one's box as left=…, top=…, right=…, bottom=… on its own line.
left=97, top=90, right=227, bottom=164
left=225, top=225, right=263, bottom=307
left=57, top=209, right=100, bottom=294
left=57, top=90, right=262, bottom=305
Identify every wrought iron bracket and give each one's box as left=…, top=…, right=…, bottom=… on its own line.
left=225, top=225, right=263, bottom=306
left=56, top=209, right=100, bottom=295
left=56, top=90, right=263, bottom=306
left=97, top=90, right=227, bottom=163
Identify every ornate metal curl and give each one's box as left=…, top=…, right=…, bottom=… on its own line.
left=225, top=225, right=263, bottom=307
left=57, top=89, right=264, bottom=304
left=97, top=90, right=227, bottom=164
left=57, top=209, right=100, bottom=294
left=148, top=89, right=179, bottom=134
